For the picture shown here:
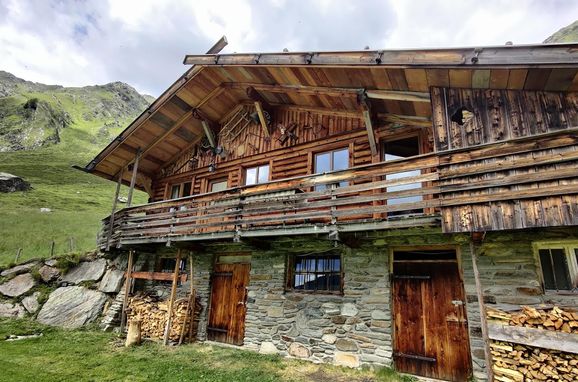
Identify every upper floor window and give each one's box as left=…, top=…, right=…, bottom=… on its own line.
left=245, top=164, right=270, bottom=185
left=210, top=178, right=228, bottom=192
left=535, top=242, right=578, bottom=292
left=314, top=148, right=349, bottom=190
left=383, top=136, right=422, bottom=216
left=286, top=253, right=342, bottom=293
left=169, top=181, right=192, bottom=199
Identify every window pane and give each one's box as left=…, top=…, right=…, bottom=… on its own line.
left=294, top=274, right=304, bottom=289
left=211, top=180, right=228, bottom=192
left=245, top=167, right=257, bottom=185
left=290, top=255, right=341, bottom=292
left=333, top=149, right=349, bottom=171
left=384, top=137, right=422, bottom=215
left=551, top=249, right=572, bottom=290
left=315, top=152, right=331, bottom=173
left=182, top=182, right=192, bottom=197
left=258, top=165, right=270, bottom=183
left=328, top=274, right=341, bottom=291
left=170, top=185, right=181, bottom=199
left=540, top=249, right=556, bottom=290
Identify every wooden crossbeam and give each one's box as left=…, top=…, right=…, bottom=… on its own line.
left=366, top=90, right=430, bottom=103
left=254, top=101, right=270, bottom=138
left=201, top=120, right=216, bottom=147
left=359, top=97, right=377, bottom=156
left=126, top=149, right=141, bottom=207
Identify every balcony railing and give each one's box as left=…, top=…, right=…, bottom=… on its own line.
left=99, top=128, right=578, bottom=249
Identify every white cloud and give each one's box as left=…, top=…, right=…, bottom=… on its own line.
left=0, top=0, right=576, bottom=96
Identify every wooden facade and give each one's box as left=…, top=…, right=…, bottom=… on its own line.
left=82, top=42, right=578, bottom=381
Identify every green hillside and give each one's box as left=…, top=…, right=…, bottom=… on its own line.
left=0, top=72, right=151, bottom=266
left=544, top=20, right=578, bottom=43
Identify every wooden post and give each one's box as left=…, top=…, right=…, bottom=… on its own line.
left=14, top=248, right=22, bottom=263
left=107, top=168, right=124, bottom=250
left=469, top=236, right=494, bottom=382
left=187, top=253, right=196, bottom=343
left=50, top=241, right=55, bottom=257
left=120, top=249, right=134, bottom=333
left=164, top=249, right=182, bottom=345
left=126, top=149, right=141, bottom=207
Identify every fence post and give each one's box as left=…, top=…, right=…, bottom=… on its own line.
left=14, top=248, right=22, bottom=263
left=50, top=241, right=55, bottom=257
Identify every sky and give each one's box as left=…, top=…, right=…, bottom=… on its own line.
left=0, top=0, right=576, bottom=97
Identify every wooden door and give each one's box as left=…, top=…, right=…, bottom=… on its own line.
left=207, top=263, right=250, bottom=345
left=392, top=250, right=471, bottom=381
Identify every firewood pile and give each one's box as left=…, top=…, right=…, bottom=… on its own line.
left=487, top=306, right=578, bottom=333
left=487, top=306, right=578, bottom=381
left=126, top=294, right=201, bottom=342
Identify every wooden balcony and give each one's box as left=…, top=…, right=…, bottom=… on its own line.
left=99, top=129, right=578, bottom=250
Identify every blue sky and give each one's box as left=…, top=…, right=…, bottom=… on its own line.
left=0, top=0, right=576, bottom=96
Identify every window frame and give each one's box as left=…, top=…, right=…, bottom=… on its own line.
left=243, top=163, right=270, bottom=186
left=209, top=178, right=229, bottom=193
left=167, top=180, right=193, bottom=200
left=313, top=147, right=350, bottom=190
left=533, top=241, right=578, bottom=293
left=285, top=252, right=344, bottom=295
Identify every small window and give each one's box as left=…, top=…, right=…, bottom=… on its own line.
left=182, top=182, right=192, bottom=197
left=287, top=253, right=342, bottom=293
left=245, top=164, right=270, bottom=185
left=536, top=243, right=578, bottom=292
left=170, top=184, right=181, bottom=199
left=210, top=179, right=228, bottom=192
left=314, top=148, right=349, bottom=190
left=156, top=257, right=187, bottom=284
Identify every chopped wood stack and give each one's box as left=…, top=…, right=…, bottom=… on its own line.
left=487, top=306, right=578, bottom=334
left=491, top=342, right=578, bottom=381
left=126, top=294, right=201, bottom=342
left=487, top=306, right=578, bottom=381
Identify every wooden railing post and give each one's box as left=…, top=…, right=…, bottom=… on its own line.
left=126, top=149, right=141, bottom=208
left=164, top=249, right=182, bottom=345
left=107, top=168, right=124, bottom=250
left=120, top=249, right=134, bottom=333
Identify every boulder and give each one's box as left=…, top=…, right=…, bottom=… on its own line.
left=37, top=286, right=107, bottom=328
left=288, top=342, right=310, bottom=358
left=98, top=269, right=124, bottom=293
left=0, top=301, right=26, bottom=318
left=0, top=273, right=36, bottom=297
left=0, top=172, right=31, bottom=193
left=259, top=341, right=279, bottom=355
left=61, top=259, right=106, bottom=284
left=335, top=338, right=359, bottom=352
left=22, top=292, right=41, bottom=313
left=38, top=265, right=60, bottom=283
left=0, top=262, right=38, bottom=277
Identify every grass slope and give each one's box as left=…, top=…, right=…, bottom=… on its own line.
left=0, top=318, right=411, bottom=382
left=0, top=77, right=148, bottom=266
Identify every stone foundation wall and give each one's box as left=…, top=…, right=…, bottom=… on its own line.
left=244, top=249, right=392, bottom=368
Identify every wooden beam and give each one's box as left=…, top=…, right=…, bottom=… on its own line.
left=140, top=110, right=194, bottom=160
left=201, top=120, right=216, bottom=147
left=120, top=249, right=134, bottom=333
left=126, top=149, right=141, bottom=207
left=106, top=168, right=124, bottom=251
left=359, top=98, right=377, bottom=156
left=164, top=249, right=182, bottom=345
left=127, top=271, right=187, bottom=283
left=254, top=101, right=270, bottom=138
left=378, top=113, right=431, bottom=128
left=470, top=239, right=494, bottom=382
left=366, top=89, right=430, bottom=103
left=183, top=44, right=578, bottom=68
left=488, top=322, right=578, bottom=354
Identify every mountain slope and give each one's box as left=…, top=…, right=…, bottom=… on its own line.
left=0, top=72, right=151, bottom=265
left=544, top=20, right=578, bottom=43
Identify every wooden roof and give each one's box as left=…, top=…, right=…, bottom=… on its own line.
left=81, top=43, right=578, bottom=190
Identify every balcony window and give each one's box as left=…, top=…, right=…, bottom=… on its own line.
left=314, top=148, right=349, bottom=190
left=287, top=253, right=342, bottom=293
left=210, top=178, right=228, bottom=192
left=383, top=136, right=422, bottom=216
left=169, top=181, right=192, bottom=199
left=245, top=164, right=269, bottom=185
left=535, top=242, right=578, bottom=292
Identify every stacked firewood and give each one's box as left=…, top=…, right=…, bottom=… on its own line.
left=126, top=294, right=201, bottom=342
left=490, top=341, right=578, bottom=381
left=487, top=306, right=578, bottom=381
left=487, top=306, right=578, bottom=333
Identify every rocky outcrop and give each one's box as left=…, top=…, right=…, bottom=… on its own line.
left=61, top=259, right=106, bottom=284
left=98, top=269, right=124, bottom=293
left=0, top=301, right=26, bottom=318
left=38, top=265, right=60, bottom=283
left=0, top=173, right=31, bottom=193
left=37, top=286, right=107, bottom=328
left=0, top=273, right=36, bottom=297
left=0, top=261, right=37, bottom=276
left=22, top=292, right=41, bottom=313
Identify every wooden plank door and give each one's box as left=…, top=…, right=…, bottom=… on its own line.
left=207, top=263, right=250, bottom=345
left=392, top=250, right=471, bottom=381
